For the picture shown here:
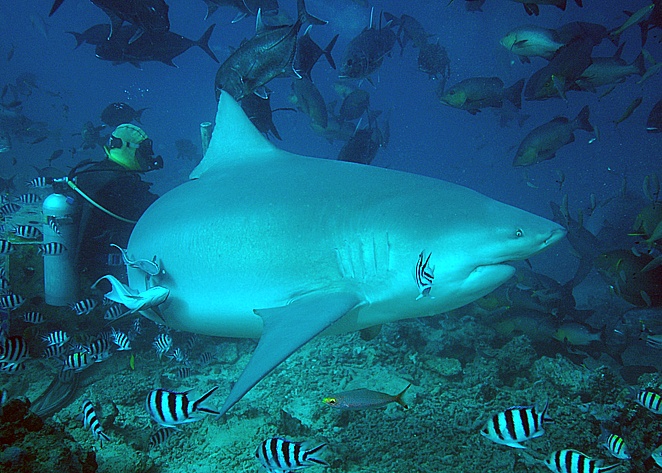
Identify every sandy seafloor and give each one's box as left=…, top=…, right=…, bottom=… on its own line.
left=4, top=282, right=662, bottom=473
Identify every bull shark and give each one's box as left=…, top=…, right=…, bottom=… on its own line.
left=125, top=90, right=566, bottom=416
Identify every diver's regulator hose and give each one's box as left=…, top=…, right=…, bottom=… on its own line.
left=53, top=177, right=137, bottom=224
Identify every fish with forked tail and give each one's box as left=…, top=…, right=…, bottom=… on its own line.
left=323, top=384, right=411, bottom=410
left=339, top=12, right=397, bottom=81
left=214, top=0, right=326, bottom=101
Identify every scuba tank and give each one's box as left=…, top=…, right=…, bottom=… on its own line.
left=200, top=121, right=213, bottom=157
left=42, top=193, right=79, bottom=306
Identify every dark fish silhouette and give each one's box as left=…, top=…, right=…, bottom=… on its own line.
left=383, top=12, right=430, bottom=51
left=51, top=0, right=170, bottom=43
left=241, top=91, right=294, bottom=140
left=525, top=36, right=595, bottom=101
left=214, top=0, right=325, bottom=101
left=95, top=24, right=219, bottom=67
left=67, top=24, right=111, bottom=48
left=439, top=77, right=524, bottom=115
left=513, top=105, right=593, bottom=166
left=100, top=102, right=146, bottom=127
left=647, top=98, right=662, bottom=133
left=339, top=16, right=397, bottom=81
left=418, top=41, right=451, bottom=87
left=202, top=0, right=279, bottom=21
left=75, top=121, right=106, bottom=149
left=294, top=28, right=338, bottom=81
left=513, top=0, right=583, bottom=17
left=338, top=89, right=370, bottom=122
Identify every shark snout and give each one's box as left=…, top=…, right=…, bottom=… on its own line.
left=543, top=227, right=567, bottom=247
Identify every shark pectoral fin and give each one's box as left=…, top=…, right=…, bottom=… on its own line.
left=217, top=291, right=363, bottom=417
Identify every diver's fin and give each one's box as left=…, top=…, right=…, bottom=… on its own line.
left=217, top=291, right=362, bottom=416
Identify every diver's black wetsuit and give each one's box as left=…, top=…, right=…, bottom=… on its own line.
left=73, top=160, right=158, bottom=281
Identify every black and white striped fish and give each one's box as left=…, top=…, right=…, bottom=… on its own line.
left=414, top=250, right=434, bottom=300
left=15, top=193, right=41, bottom=204
left=42, top=330, right=69, bottom=347
left=635, top=389, right=662, bottom=414
left=0, top=240, right=13, bottom=255
left=71, top=298, right=97, bottom=316
left=38, top=242, right=67, bottom=256
left=145, top=386, right=219, bottom=428
left=47, top=216, right=61, bottom=236
left=0, top=335, right=30, bottom=367
left=544, top=449, right=619, bottom=473
left=0, top=293, right=25, bottom=311
left=22, top=311, right=44, bottom=324
left=599, top=427, right=630, bottom=460
left=42, top=343, right=66, bottom=358
left=132, top=317, right=142, bottom=335
left=104, top=303, right=124, bottom=321
left=79, top=400, right=111, bottom=447
left=63, top=352, right=96, bottom=372
left=185, top=334, right=199, bottom=352
left=176, top=367, right=192, bottom=378
left=85, top=338, right=111, bottom=362
left=0, top=203, right=20, bottom=216
left=111, top=328, right=131, bottom=351
left=255, top=438, right=329, bottom=473
left=168, top=347, right=188, bottom=364
left=152, top=333, right=172, bottom=359
left=199, top=352, right=213, bottom=365
left=12, top=225, right=42, bottom=240
left=0, top=277, right=10, bottom=295
left=26, top=176, right=51, bottom=188
left=0, top=361, right=26, bottom=373
left=149, top=428, right=178, bottom=449
left=481, top=401, right=553, bottom=448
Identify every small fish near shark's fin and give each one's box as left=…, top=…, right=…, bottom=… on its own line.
left=92, top=275, right=169, bottom=320
left=190, top=90, right=284, bottom=179
left=217, top=291, right=363, bottom=417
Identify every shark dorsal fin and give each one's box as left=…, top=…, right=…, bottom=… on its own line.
left=189, top=90, right=280, bottom=179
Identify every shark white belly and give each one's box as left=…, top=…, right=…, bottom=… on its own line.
left=126, top=91, right=566, bottom=415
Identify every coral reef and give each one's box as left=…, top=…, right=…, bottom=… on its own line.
left=0, top=398, right=97, bottom=473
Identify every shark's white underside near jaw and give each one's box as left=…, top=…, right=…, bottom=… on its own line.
left=126, top=90, right=566, bottom=416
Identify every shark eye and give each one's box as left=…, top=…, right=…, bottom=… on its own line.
left=515, top=229, right=524, bottom=238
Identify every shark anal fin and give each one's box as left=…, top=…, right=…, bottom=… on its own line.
left=217, top=291, right=363, bottom=416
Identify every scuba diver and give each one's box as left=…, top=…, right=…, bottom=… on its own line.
left=64, top=123, right=163, bottom=282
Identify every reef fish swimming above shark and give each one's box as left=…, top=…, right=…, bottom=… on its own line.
left=123, top=90, right=566, bottom=417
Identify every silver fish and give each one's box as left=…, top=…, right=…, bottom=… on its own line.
left=110, top=244, right=161, bottom=276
